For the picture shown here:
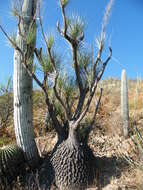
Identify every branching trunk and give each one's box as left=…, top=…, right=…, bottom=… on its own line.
left=50, top=123, right=95, bottom=190
left=0, top=0, right=113, bottom=188
left=13, top=0, right=39, bottom=168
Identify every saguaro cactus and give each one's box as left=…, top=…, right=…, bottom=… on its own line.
left=13, top=0, right=39, bottom=167
left=13, top=0, right=39, bottom=168
left=121, top=69, right=129, bottom=138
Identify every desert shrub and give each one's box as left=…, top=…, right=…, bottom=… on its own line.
left=0, top=79, right=13, bottom=128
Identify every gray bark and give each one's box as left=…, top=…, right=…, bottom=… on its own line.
left=50, top=126, right=95, bottom=190
left=13, top=0, right=39, bottom=168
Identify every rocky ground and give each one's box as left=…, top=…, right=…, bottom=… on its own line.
left=35, top=126, right=143, bottom=190
left=1, top=79, right=143, bottom=189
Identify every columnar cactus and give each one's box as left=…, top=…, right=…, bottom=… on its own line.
left=13, top=0, right=39, bottom=168
left=0, top=144, right=25, bottom=186
left=121, top=69, right=129, bottom=138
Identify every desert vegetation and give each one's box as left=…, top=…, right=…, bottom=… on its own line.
left=0, top=78, right=143, bottom=189
left=0, top=0, right=143, bottom=190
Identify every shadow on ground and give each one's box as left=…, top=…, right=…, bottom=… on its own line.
left=95, top=156, right=129, bottom=189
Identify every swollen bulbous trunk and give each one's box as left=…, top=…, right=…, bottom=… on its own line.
left=51, top=126, right=95, bottom=190
left=13, top=0, right=39, bottom=168
left=121, top=69, right=129, bottom=138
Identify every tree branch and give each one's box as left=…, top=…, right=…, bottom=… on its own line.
left=0, top=22, right=64, bottom=135
left=90, top=88, right=103, bottom=127
left=37, top=0, right=49, bottom=48
left=72, top=46, right=84, bottom=92
left=45, top=96, right=63, bottom=135
left=58, top=0, right=87, bottom=122
left=72, top=47, right=112, bottom=129
left=58, top=0, right=84, bottom=93
left=0, top=24, right=23, bottom=54
left=37, top=0, right=71, bottom=120
left=72, top=88, right=87, bottom=120
left=93, top=43, right=103, bottom=79
left=47, top=48, right=71, bottom=120
left=77, top=88, right=103, bottom=143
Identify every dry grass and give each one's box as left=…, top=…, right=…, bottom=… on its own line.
left=1, top=79, right=143, bottom=189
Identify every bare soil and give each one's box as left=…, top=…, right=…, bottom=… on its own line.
left=1, top=80, right=143, bottom=189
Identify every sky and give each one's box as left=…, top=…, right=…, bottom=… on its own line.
left=0, top=0, right=143, bottom=85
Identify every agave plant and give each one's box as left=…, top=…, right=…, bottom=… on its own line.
left=0, top=144, right=25, bottom=186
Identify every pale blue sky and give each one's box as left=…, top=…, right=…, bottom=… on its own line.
left=0, top=0, right=143, bottom=84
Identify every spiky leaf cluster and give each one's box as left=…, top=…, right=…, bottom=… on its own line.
left=26, top=23, right=36, bottom=45
left=76, top=49, right=95, bottom=89
left=67, top=15, right=85, bottom=40
left=40, top=54, right=54, bottom=73
left=46, top=34, right=54, bottom=49
left=57, top=73, right=75, bottom=97
left=61, top=0, right=69, bottom=7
